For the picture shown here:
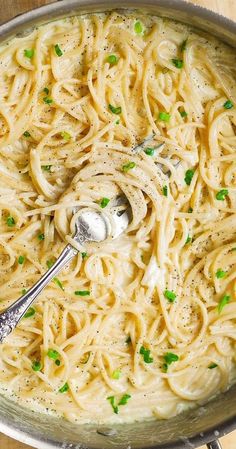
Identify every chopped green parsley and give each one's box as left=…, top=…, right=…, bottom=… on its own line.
left=24, top=49, right=34, bottom=59
left=60, top=131, right=71, bottom=141
left=118, top=394, right=131, bottom=405
left=140, top=346, right=153, bottom=363
left=54, top=44, right=63, bottom=57
left=107, top=396, right=118, bottom=414
left=218, top=295, right=230, bottom=314
left=41, top=165, right=52, bottom=172
left=18, top=255, right=25, bottom=264
left=216, top=269, right=227, bottom=279
left=24, top=307, right=35, bottom=318
left=74, top=290, right=90, bottom=296
left=112, top=369, right=121, bottom=380
left=223, top=100, right=233, bottom=109
left=208, top=363, right=218, bottom=369
left=163, top=185, right=168, bottom=197
left=163, top=352, right=179, bottom=372
left=216, top=189, right=228, bottom=201
left=43, top=96, right=53, bottom=105
left=184, top=169, right=194, bottom=186
left=32, top=360, right=41, bottom=372
left=185, top=235, right=192, bottom=245
left=172, top=58, right=183, bottom=69
left=47, top=349, right=60, bottom=360
left=6, top=216, right=15, bottom=227
left=164, top=289, right=176, bottom=302
left=59, top=382, right=69, bottom=393
left=100, top=197, right=110, bottom=208
left=134, top=21, right=143, bottom=34
left=159, top=112, right=171, bottom=122
left=109, top=104, right=122, bottom=114
left=144, top=147, right=155, bottom=156
left=107, top=54, right=118, bottom=65
left=53, top=278, right=64, bottom=291
left=122, top=161, right=136, bottom=172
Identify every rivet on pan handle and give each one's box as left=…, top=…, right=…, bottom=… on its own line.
left=207, top=440, right=222, bottom=449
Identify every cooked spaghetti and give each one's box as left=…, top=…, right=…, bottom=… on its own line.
left=0, top=12, right=235, bottom=424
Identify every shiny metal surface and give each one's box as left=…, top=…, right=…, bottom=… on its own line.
left=0, top=1, right=236, bottom=449
left=0, top=201, right=130, bottom=342
left=207, top=441, right=223, bottom=449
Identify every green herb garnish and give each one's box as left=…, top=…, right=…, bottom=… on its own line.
left=32, top=360, right=41, bottom=372
left=185, top=235, right=192, bottom=245
left=107, top=396, right=118, bottom=414
left=140, top=346, right=153, bottom=363
left=159, top=112, right=171, bottom=122
left=164, top=289, right=176, bottom=303
left=144, top=147, right=155, bottom=156
left=6, top=216, right=15, bottom=227
left=24, top=307, right=35, bottom=318
left=172, top=58, right=183, bottom=69
left=188, top=207, right=193, bottom=213
left=81, top=252, right=87, bottom=259
left=59, top=382, right=69, bottom=393
left=38, top=233, right=45, bottom=241
left=41, top=165, right=52, bottom=172
left=223, top=100, right=233, bottom=109
left=163, top=352, right=179, bottom=371
left=184, top=169, right=194, bottom=186
left=134, top=21, right=143, bottom=34
left=107, top=54, right=118, bottom=65
left=53, top=278, right=64, bottom=291
left=55, top=359, right=61, bottom=366
left=74, top=290, right=90, bottom=296
left=118, top=394, right=131, bottom=405
left=122, top=161, right=136, bottom=172
left=163, top=185, right=168, bottom=197
left=24, top=49, right=34, bottom=59
left=216, top=189, right=228, bottom=201
left=218, top=295, right=230, bottom=313
left=43, top=87, right=49, bottom=95
left=60, top=131, right=71, bottom=141
left=216, top=269, right=227, bottom=279
left=23, top=131, right=31, bottom=137
left=100, top=197, right=110, bottom=208
left=112, top=370, right=121, bottom=380
left=54, top=44, right=63, bottom=57
left=43, top=96, right=53, bottom=105
left=46, top=260, right=54, bottom=269
left=18, top=255, right=25, bottom=265
left=109, top=104, right=122, bottom=114
left=21, top=289, right=27, bottom=295
left=208, top=363, right=218, bottom=369
left=47, top=262, right=64, bottom=290
left=47, top=349, right=60, bottom=360
left=180, top=110, right=188, bottom=117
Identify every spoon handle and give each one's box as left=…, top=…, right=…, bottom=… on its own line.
left=0, top=243, right=78, bottom=343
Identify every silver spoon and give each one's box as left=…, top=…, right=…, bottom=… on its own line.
left=0, top=136, right=178, bottom=342
left=0, top=196, right=131, bottom=343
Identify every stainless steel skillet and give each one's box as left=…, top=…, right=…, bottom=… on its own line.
left=0, top=1, right=236, bottom=449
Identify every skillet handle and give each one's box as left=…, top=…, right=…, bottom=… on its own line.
left=207, top=440, right=222, bottom=449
